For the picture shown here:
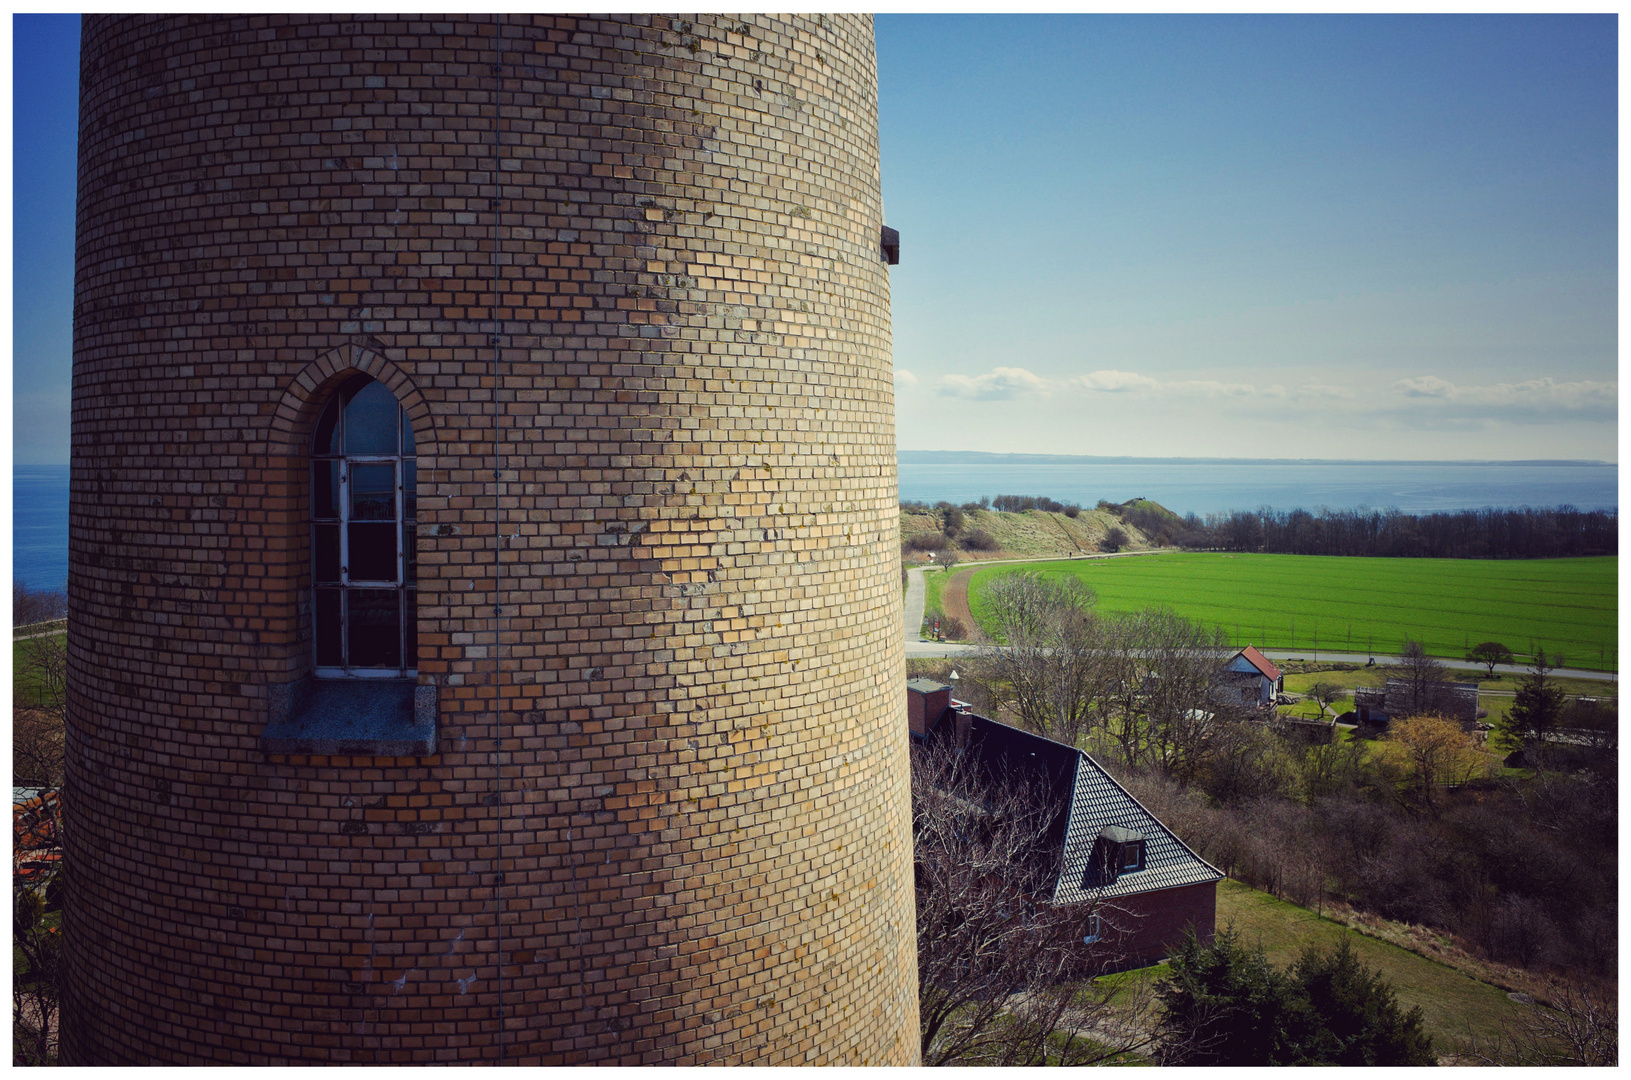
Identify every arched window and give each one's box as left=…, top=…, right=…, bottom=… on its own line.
left=310, top=376, right=416, bottom=676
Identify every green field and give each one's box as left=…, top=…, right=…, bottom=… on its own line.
left=968, top=553, right=1617, bottom=670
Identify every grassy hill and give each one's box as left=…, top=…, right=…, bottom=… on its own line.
left=901, top=499, right=1178, bottom=564
left=1214, top=879, right=1524, bottom=1053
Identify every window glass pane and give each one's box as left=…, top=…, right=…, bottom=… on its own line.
left=348, top=523, right=398, bottom=582
left=313, top=396, right=341, bottom=456
left=343, top=380, right=399, bottom=455
left=350, top=463, right=395, bottom=521
left=315, top=588, right=343, bottom=666
left=347, top=589, right=401, bottom=668
left=314, top=523, right=341, bottom=583
left=403, top=460, right=417, bottom=584
left=312, top=461, right=339, bottom=519
left=404, top=589, right=417, bottom=664
left=401, top=407, right=415, bottom=456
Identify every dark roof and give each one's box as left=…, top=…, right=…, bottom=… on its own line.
left=1053, top=750, right=1223, bottom=903
left=937, top=712, right=1222, bottom=904
left=907, top=677, right=951, bottom=694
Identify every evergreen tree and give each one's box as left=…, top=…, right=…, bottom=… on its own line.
left=1157, top=932, right=1436, bottom=1066
left=1291, top=938, right=1435, bottom=1065
left=1500, top=649, right=1567, bottom=756
left=1155, top=930, right=1302, bottom=1065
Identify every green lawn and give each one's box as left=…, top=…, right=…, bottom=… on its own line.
left=968, top=553, right=1617, bottom=670
left=1215, top=879, right=1523, bottom=1050
left=13, top=634, right=65, bottom=711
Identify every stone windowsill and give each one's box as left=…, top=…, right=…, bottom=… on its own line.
left=260, top=677, right=436, bottom=756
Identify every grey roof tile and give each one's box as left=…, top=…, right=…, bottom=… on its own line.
left=1052, top=749, right=1223, bottom=904
left=941, top=710, right=1222, bottom=905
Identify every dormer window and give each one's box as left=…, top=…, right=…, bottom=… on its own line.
left=1084, top=825, right=1146, bottom=888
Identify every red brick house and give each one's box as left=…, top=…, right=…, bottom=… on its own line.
left=907, top=682, right=1221, bottom=970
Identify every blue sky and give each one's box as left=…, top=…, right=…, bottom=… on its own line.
left=876, top=14, right=1617, bottom=461
left=10, top=14, right=1619, bottom=464
left=13, top=14, right=79, bottom=466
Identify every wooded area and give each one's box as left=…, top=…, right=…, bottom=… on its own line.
left=1159, top=505, right=1616, bottom=559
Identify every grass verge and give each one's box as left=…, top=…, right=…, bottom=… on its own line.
left=1215, top=878, right=1523, bottom=1050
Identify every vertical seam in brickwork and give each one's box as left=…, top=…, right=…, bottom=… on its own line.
left=489, top=13, right=509, bottom=1062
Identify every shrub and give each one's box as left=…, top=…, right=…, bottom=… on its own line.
left=941, top=505, right=965, bottom=537
left=1157, top=932, right=1433, bottom=1066
left=960, top=529, right=998, bottom=552
left=1063, top=503, right=1080, bottom=518
left=1100, top=526, right=1128, bottom=553
left=939, top=615, right=968, bottom=641
left=903, top=533, right=942, bottom=553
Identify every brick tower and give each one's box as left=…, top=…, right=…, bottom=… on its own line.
left=64, top=15, right=915, bottom=1064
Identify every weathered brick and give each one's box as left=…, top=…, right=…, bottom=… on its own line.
left=64, top=13, right=916, bottom=1065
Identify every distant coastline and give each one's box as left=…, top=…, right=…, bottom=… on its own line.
left=898, top=451, right=1613, bottom=468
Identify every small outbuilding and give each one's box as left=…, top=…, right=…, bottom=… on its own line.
left=1354, top=678, right=1479, bottom=728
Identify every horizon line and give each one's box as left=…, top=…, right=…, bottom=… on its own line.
left=897, top=451, right=1615, bottom=467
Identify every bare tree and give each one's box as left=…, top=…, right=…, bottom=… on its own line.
left=1390, top=640, right=1452, bottom=717
left=911, top=742, right=1152, bottom=1065
left=14, top=791, right=64, bottom=1065
left=1467, top=979, right=1616, bottom=1066
left=1133, top=609, right=1233, bottom=778
left=12, top=583, right=67, bottom=629
left=14, top=633, right=68, bottom=789
left=1305, top=681, right=1347, bottom=720
left=972, top=573, right=1105, bottom=747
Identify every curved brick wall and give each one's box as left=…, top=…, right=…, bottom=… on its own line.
left=65, top=14, right=915, bottom=1064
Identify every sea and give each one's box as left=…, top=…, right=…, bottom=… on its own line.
left=898, top=460, right=1619, bottom=520
left=15, top=465, right=70, bottom=592
left=11, top=459, right=1619, bottom=594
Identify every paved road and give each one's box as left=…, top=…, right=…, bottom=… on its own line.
left=904, top=567, right=927, bottom=642
left=903, top=548, right=1175, bottom=655
left=1256, top=649, right=1617, bottom=684
left=905, top=639, right=1618, bottom=683
left=12, top=627, right=67, bottom=643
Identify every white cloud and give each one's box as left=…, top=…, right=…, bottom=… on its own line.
left=1390, top=375, right=1617, bottom=418
left=1296, top=383, right=1355, bottom=400
left=1067, top=369, right=1162, bottom=393
left=894, top=368, right=918, bottom=385
left=1394, top=375, right=1459, bottom=399
left=937, top=366, right=1049, bottom=400
left=1065, top=369, right=1284, bottom=399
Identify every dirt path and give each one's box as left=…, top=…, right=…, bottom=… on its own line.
left=942, top=568, right=979, bottom=641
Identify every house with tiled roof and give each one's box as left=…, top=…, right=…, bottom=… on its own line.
left=13, top=788, right=61, bottom=889
left=907, top=681, right=1222, bottom=969
left=1217, top=645, right=1283, bottom=707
